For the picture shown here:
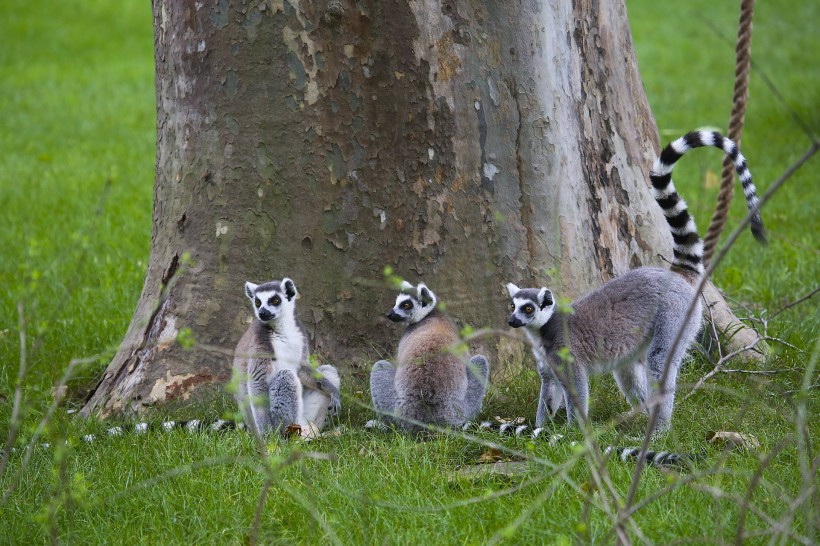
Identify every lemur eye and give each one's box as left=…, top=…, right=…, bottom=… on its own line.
left=254, top=298, right=261, bottom=308
left=401, top=301, right=412, bottom=310
left=271, top=296, right=281, bottom=306
left=509, top=303, right=515, bottom=311
left=524, top=305, right=535, bottom=314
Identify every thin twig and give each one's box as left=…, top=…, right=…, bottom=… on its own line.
left=770, top=286, right=820, bottom=319
left=248, top=478, right=274, bottom=546
left=735, top=435, right=794, bottom=544
left=0, top=304, right=28, bottom=480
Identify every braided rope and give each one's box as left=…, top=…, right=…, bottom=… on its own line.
left=702, top=0, right=755, bottom=265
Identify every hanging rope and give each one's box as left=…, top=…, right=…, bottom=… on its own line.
left=702, top=0, right=755, bottom=265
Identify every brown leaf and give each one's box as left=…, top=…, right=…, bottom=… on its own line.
left=477, top=448, right=506, bottom=463
left=707, top=431, right=760, bottom=451
left=704, top=169, right=719, bottom=190
left=284, top=423, right=302, bottom=438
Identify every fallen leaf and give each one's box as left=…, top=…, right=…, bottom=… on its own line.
left=477, top=448, right=506, bottom=463
left=704, top=169, right=719, bottom=190
left=707, top=431, right=760, bottom=451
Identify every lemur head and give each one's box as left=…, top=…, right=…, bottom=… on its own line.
left=386, top=281, right=437, bottom=324
left=506, top=282, right=555, bottom=330
left=244, top=277, right=298, bottom=324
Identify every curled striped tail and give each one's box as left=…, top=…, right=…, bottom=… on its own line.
left=650, top=130, right=766, bottom=276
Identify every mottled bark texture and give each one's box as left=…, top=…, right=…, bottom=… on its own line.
left=82, top=0, right=754, bottom=418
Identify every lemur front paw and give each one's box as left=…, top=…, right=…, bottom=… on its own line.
left=328, top=394, right=341, bottom=417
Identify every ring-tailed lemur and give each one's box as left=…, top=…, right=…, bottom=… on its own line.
left=507, top=131, right=766, bottom=431
left=234, top=278, right=341, bottom=438
left=369, top=281, right=490, bottom=433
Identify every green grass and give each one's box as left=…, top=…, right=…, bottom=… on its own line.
left=1, top=0, right=818, bottom=544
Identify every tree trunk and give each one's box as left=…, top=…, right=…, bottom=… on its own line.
left=82, top=0, right=754, bottom=418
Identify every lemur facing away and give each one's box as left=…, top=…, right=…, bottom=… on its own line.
left=234, top=278, right=341, bottom=438
left=507, top=131, right=766, bottom=431
left=369, top=281, right=490, bottom=434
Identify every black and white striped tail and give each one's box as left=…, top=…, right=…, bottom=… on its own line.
left=603, top=446, right=699, bottom=468
left=650, top=130, right=766, bottom=276
left=81, top=419, right=242, bottom=443
left=463, top=421, right=698, bottom=467
left=0, top=419, right=243, bottom=455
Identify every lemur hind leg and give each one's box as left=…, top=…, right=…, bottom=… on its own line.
left=370, top=360, right=398, bottom=424
left=612, top=357, right=649, bottom=411
left=268, top=369, right=303, bottom=435
left=557, top=363, right=589, bottom=426
left=302, top=364, right=341, bottom=431
left=241, top=358, right=273, bottom=436
left=463, top=355, right=490, bottom=421
left=646, top=301, right=701, bottom=431
left=536, top=364, right=565, bottom=427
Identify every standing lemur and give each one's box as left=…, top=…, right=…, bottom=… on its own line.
left=369, top=281, right=490, bottom=433
left=233, top=277, right=341, bottom=438
left=507, top=131, right=766, bottom=430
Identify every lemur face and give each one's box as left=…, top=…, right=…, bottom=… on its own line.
left=506, top=283, right=555, bottom=330
left=387, top=281, right=437, bottom=324
left=245, top=278, right=298, bottom=324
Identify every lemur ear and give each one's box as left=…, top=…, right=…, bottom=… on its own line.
left=506, top=282, right=520, bottom=298
left=399, top=280, right=414, bottom=292
left=245, top=282, right=258, bottom=300
left=538, top=288, right=554, bottom=309
left=418, top=283, right=435, bottom=307
left=282, top=277, right=298, bottom=301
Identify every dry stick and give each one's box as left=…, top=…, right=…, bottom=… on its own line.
left=794, top=339, right=819, bottom=541
left=246, top=450, right=331, bottom=546
left=703, top=0, right=756, bottom=265
left=684, top=338, right=766, bottom=400
left=622, top=142, right=819, bottom=517
left=735, top=436, right=793, bottom=545
left=249, top=477, right=274, bottom=546
left=0, top=304, right=27, bottom=480
left=770, top=286, right=820, bottom=319
left=769, top=457, right=820, bottom=546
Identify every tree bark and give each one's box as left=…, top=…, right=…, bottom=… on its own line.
left=82, top=0, right=755, bottom=418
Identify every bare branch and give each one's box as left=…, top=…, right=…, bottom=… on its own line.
left=770, top=286, right=820, bottom=319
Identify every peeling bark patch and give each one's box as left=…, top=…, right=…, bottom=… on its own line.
left=434, top=34, right=461, bottom=82
left=149, top=370, right=224, bottom=402
left=157, top=316, right=179, bottom=349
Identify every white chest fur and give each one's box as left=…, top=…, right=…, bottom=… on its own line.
left=524, top=329, right=548, bottom=372
left=271, top=332, right=304, bottom=372
left=268, top=316, right=305, bottom=373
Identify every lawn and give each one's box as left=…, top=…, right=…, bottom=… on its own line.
left=1, top=0, right=817, bottom=544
